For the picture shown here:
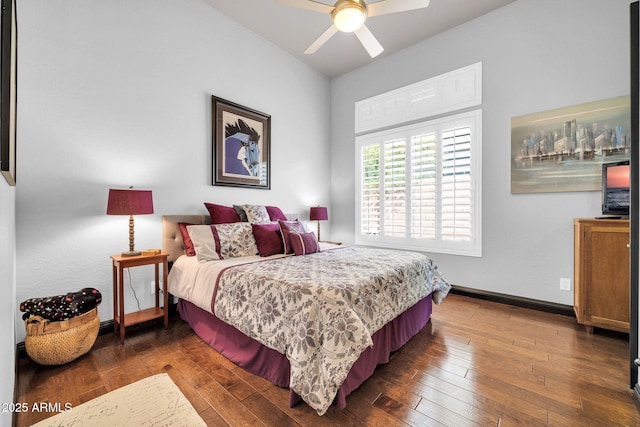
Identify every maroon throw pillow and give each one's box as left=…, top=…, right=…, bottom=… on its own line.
left=289, top=232, right=320, bottom=256
left=266, top=206, right=288, bottom=221
left=178, top=222, right=196, bottom=256
left=204, top=203, right=241, bottom=224
left=251, top=223, right=284, bottom=257
left=278, top=220, right=306, bottom=254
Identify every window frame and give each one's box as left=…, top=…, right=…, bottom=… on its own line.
left=355, top=109, right=482, bottom=257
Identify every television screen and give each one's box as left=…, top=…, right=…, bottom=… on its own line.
left=602, top=160, right=630, bottom=216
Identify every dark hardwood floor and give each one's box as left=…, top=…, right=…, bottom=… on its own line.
left=15, top=294, right=640, bottom=426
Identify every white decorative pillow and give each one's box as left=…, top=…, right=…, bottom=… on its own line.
left=242, top=204, right=271, bottom=223
left=186, top=225, right=221, bottom=262
left=214, top=222, right=259, bottom=258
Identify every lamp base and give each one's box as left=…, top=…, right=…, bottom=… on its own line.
left=121, top=250, right=142, bottom=257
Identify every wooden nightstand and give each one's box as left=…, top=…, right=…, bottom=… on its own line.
left=111, top=253, right=169, bottom=344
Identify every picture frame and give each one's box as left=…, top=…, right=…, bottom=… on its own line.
left=511, top=95, right=630, bottom=194
left=0, top=0, right=16, bottom=186
left=211, top=96, right=270, bottom=189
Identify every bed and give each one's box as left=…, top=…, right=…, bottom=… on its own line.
left=162, top=213, right=451, bottom=415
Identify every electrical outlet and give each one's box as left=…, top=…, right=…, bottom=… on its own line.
left=150, top=281, right=163, bottom=294
left=560, top=277, right=571, bottom=291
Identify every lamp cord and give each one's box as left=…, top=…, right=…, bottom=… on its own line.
left=126, top=268, right=142, bottom=311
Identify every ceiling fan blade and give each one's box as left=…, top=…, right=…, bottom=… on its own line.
left=367, top=0, right=430, bottom=17
left=354, top=24, right=384, bottom=58
left=277, top=0, right=334, bottom=14
left=304, top=24, right=339, bottom=54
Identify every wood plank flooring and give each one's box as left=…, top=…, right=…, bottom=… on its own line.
left=15, top=294, right=640, bottom=426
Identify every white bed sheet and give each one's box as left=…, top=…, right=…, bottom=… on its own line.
left=168, top=254, right=284, bottom=313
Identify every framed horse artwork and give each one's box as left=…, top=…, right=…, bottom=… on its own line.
left=211, top=96, right=271, bottom=189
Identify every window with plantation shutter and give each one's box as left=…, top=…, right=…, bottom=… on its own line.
left=355, top=64, right=482, bottom=256
left=356, top=110, right=482, bottom=257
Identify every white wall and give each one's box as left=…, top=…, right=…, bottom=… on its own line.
left=0, top=181, right=15, bottom=426
left=330, top=0, right=631, bottom=305
left=14, top=0, right=631, bottom=337
left=15, top=0, right=331, bottom=342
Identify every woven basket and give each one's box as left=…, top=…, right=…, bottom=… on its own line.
left=24, top=308, right=100, bottom=365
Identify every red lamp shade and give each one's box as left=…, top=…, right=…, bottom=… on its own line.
left=309, top=206, right=328, bottom=221
left=107, top=188, right=154, bottom=256
left=310, top=206, right=328, bottom=242
left=107, top=189, right=154, bottom=215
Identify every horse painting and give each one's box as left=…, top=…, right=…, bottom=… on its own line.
left=224, top=119, right=261, bottom=178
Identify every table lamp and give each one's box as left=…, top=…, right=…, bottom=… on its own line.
left=107, top=187, right=154, bottom=256
left=309, top=206, right=328, bottom=242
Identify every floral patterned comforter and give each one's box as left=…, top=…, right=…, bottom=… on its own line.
left=212, top=246, right=451, bottom=415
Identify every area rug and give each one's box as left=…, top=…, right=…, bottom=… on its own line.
left=32, top=373, right=206, bottom=426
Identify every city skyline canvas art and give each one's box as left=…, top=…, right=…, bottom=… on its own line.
left=511, top=95, right=630, bottom=194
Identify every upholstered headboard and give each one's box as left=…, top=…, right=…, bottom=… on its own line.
left=162, top=214, right=211, bottom=262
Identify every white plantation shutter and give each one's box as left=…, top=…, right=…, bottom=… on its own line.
left=356, top=110, right=481, bottom=256
left=410, top=132, right=437, bottom=240
left=383, top=139, right=406, bottom=237
left=360, top=144, right=380, bottom=236
left=441, top=125, right=472, bottom=242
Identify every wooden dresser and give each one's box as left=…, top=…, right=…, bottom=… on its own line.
left=573, top=218, right=630, bottom=333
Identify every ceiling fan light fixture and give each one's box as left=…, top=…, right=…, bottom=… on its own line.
left=283, top=0, right=431, bottom=59
left=332, top=0, right=367, bottom=33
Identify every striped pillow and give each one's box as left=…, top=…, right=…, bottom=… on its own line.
left=279, top=220, right=306, bottom=254
left=289, top=232, right=320, bottom=256
left=186, top=225, right=221, bottom=262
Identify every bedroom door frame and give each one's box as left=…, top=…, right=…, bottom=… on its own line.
left=630, top=0, right=639, bottom=395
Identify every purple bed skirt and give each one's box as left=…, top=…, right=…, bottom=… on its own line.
left=177, top=293, right=433, bottom=410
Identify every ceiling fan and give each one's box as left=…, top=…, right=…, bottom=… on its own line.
left=278, top=0, right=431, bottom=58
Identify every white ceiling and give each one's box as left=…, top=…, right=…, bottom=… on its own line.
left=201, top=0, right=517, bottom=78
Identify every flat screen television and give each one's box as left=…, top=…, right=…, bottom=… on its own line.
left=602, top=160, right=630, bottom=216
